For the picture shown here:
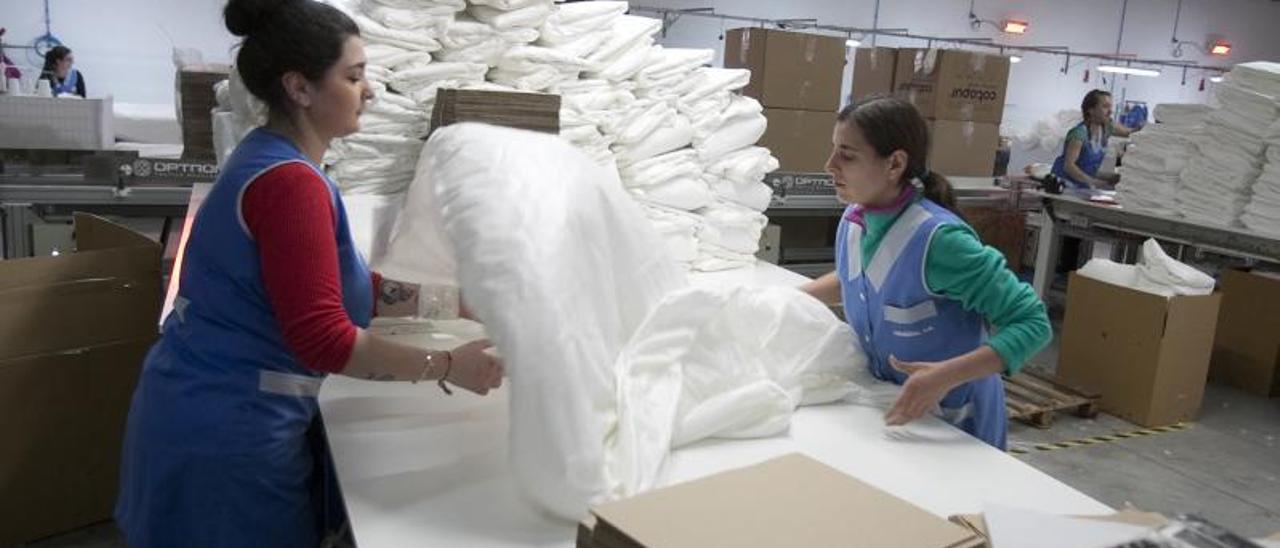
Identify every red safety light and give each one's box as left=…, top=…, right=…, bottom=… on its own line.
left=1002, top=20, right=1029, bottom=34
left=1210, top=41, right=1231, bottom=56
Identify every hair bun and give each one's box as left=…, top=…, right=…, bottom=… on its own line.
left=224, top=0, right=295, bottom=38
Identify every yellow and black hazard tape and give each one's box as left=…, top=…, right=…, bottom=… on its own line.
left=1009, top=423, right=1193, bottom=455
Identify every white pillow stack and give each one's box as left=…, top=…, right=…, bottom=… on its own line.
left=1177, top=62, right=1280, bottom=226
left=323, top=0, right=460, bottom=194
left=1116, top=103, right=1208, bottom=216
left=1233, top=62, right=1280, bottom=237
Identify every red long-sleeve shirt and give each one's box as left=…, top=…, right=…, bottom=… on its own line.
left=241, top=163, right=379, bottom=373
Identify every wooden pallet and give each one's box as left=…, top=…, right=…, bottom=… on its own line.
left=1004, top=371, right=1100, bottom=428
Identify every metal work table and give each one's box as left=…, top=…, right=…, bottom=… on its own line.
left=1028, top=190, right=1280, bottom=297
left=0, top=179, right=194, bottom=258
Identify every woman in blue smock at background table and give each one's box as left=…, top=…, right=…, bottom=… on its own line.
left=1051, top=89, right=1137, bottom=189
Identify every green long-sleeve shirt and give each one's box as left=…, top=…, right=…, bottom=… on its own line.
left=858, top=196, right=1051, bottom=375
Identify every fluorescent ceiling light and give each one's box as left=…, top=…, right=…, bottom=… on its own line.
left=1009, top=55, right=1022, bottom=63
left=1210, top=76, right=1224, bottom=83
left=1210, top=41, right=1231, bottom=56
left=846, top=38, right=861, bottom=48
left=1097, top=65, right=1161, bottom=77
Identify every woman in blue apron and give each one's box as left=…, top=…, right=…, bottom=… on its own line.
left=114, top=1, right=503, bottom=546
left=801, top=97, right=1052, bottom=450
left=39, top=45, right=85, bottom=97
left=1050, top=89, right=1137, bottom=189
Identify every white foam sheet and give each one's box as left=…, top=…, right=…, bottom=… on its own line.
left=984, top=503, right=1151, bottom=548
left=320, top=263, right=1111, bottom=548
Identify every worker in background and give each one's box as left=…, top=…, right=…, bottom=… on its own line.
left=39, top=45, right=85, bottom=97
left=801, top=96, right=1051, bottom=450
left=114, top=1, right=503, bottom=546
left=1050, top=89, right=1137, bottom=189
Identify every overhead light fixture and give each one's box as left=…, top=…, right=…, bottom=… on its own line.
left=846, top=38, right=862, bottom=48
left=1210, top=75, right=1224, bottom=83
left=1009, top=55, right=1022, bottom=63
left=1210, top=40, right=1231, bottom=56
left=1097, top=65, right=1161, bottom=78
left=1002, top=19, right=1029, bottom=34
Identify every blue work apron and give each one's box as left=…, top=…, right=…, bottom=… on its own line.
left=1051, top=121, right=1109, bottom=189
left=52, top=68, right=78, bottom=96
left=836, top=198, right=1008, bottom=449
left=115, top=127, right=373, bottom=547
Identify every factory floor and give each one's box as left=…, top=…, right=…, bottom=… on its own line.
left=24, top=320, right=1280, bottom=546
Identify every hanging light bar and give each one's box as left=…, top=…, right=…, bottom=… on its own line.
left=1097, top=65, right=1162, bottom=77
left=1001, top=19, right=1029, bottom=34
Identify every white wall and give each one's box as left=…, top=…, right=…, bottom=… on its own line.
left=3, top=0, right=235, bottom=105
left=640, top=0, right=1280, bottom=168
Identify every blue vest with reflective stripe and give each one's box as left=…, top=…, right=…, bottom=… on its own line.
left=116, top=127, right=371, bottom=546
left=836, top=198, right=1007, bottom=449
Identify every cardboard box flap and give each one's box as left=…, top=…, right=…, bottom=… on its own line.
left=0, top=337, right=152, bottom=545
left=591, top=453, right=975, bottom=548
left=74, top=213, right=160, bottom=252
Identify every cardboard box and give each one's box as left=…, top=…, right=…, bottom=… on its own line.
left=0, top=214, right=161, bottom=545
left=1058, top=273, right=1220, bottom=427
left=851, top=47, right=899, bottom=103
left=578, top=453, right=978, bottom=548
left=928, top=119, right=998, bottom=177
left=760, top=108, right=838, bottom=173
left=894, top=49, right=1010, bottom=123
left=177, top=69, right=230, bottom=160
left=431, top=88, right=561, bottom=135
left=724, top=28, right=846, bottom=112
left=1211, top=269, right=1280, bottom=397
left=960, top=205, right=1026, bottom=269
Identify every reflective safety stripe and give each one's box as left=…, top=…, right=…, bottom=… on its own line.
left=845, top=223, right=863, bottom=281
left=258, top=370, right=324, bottom=397
left=884, top=300, right=939, bottom=324
left=865, top=204, right=932, bottom=290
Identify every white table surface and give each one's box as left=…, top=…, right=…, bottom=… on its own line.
left=320, top=261, right=1111, bottom=547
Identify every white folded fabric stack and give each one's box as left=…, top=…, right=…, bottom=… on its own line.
left=583, top=15, right=662, bottom=83
left=632, top=46, right=714, bottom=102
left=1152, top=103, right=1211, bottom=127
left=1117, top=103, right=1207, bottom=216
left=323, top=0, right=461, bottom=194
left=1238, top=62, right=1280, bottom=237
left=1177, top=63, right=1280, bottom=227
left=325, top=132, right=424, bottom=194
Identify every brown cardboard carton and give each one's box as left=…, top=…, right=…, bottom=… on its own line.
left=724, top=28, right=846, bottom=112
left=894, top=49, right=1010, bottom=123
left=760, top=108, right=838, bottom=173
left=1211, top=269, right=1280, bottom=397
left=1058, top=273, right=1220, bottom=427
left=0, top=213, right=161, bottom=545
left=431, top=88, right=561, bottom=135
left=852, top=47, right=899, bottom=103
left=580, top=453, right=978, bottom=548
left=929, top=119, right=998, bottom=177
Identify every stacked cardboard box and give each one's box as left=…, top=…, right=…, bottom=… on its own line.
left=1211, top=269, right=1280, bottom=397
left=177, top=69, right=230, bottom=160
left=725, top=28, right=845, bottom=173
left=0, top=214, right=161, bottom=545
left=850, top=48, right=1010, bottom=177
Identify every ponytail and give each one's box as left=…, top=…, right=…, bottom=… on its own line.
left=919, top=171, right=965, bottom=221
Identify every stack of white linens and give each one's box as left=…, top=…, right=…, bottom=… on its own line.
left=1117, top=103, right=1209, bottom=216
left=1176, top=62, right=1279, bottom=226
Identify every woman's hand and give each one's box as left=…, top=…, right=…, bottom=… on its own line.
left=884, top=356, right=959, bottom=426
left=444, top=339, right=504, bottom=395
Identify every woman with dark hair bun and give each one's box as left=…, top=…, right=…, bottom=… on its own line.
left=115, top=1, right=502, bottom=545
left=800, top=96, right=1051, bottom=450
